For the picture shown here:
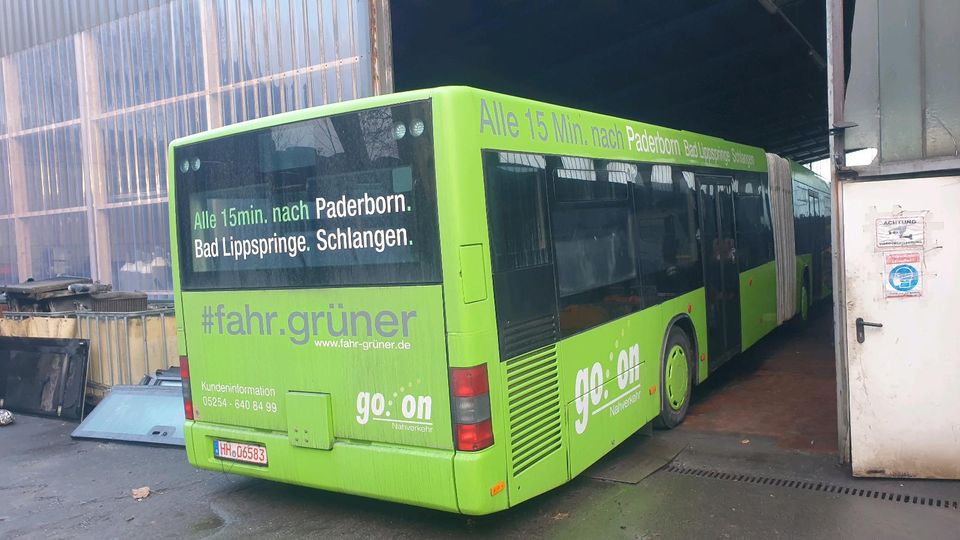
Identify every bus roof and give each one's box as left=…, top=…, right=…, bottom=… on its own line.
left=168, top=87, right=439, bottom=148
left=170, top=86, right=805, bottom=176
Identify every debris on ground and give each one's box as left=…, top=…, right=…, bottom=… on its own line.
left=741, top=439, right=750, bottom=445
left=0, top=409, right=13, bottom=426
left=552, top=512, right=569, bottom=520
left=131, top=486, right=151, bottom=501
left=0, top=337, right=90, bottom=420
left=72, top=386, right=185, bottom=446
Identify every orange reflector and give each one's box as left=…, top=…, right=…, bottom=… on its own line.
left=749, top=277, right=754, bottom=286
left=700, top=353, right=706, bottom=362
left=490, top=480, right=505, bottom=497
left=687, top=304, right=692, bottom=314
left=648, top=385, right=657, bottom=395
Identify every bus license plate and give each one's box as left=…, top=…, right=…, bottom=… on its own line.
left=214, top=439, right=267, bottom=466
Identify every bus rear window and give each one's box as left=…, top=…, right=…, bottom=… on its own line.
left=174, top=101, right=440, bottom=290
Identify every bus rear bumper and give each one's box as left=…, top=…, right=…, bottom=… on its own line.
left=184, top=421, right=459, bottom=513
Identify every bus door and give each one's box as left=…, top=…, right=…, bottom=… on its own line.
left=697, top=175, right=741, bottom=367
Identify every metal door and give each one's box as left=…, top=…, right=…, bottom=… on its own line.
left=842, top=176, right=960, bottom=479
left=698, top=176, right=741, bottom=367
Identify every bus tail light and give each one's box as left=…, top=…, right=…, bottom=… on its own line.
left=179, top=355, right=194, bottom=420
left=456, top=419, right=494, bottom=451
left=450, top=365, right=489, bottom=397
left=450, top=364, right=493, bottom=451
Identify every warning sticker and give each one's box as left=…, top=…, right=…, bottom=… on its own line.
left=876, top=216, right=924, bottom=248
left=884, top=252, right=922, bottom=298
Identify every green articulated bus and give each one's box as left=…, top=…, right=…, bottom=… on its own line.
left=169, top=86, right=830, bottom=514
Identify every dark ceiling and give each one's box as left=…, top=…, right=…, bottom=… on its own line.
left=392, top=0, right=854, bottom=163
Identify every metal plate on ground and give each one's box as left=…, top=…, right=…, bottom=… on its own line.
left=71, top=385, right=185, bottom=446
left=0, top=336, right=90, bottom=420
left=584, top=432, right=687, bottom=484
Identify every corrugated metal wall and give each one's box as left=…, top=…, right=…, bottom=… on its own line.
left=844, top=0, right=960, bottom=172
left=0, top=0, right=392, bottom=298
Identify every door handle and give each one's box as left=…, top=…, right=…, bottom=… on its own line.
left=855, top=317, right=883, bottom=344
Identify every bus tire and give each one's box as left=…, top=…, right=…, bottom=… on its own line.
left=654, top=326, right=694, bottom=429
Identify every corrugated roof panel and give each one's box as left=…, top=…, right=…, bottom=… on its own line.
left=0, top=0, right=169, bottom=57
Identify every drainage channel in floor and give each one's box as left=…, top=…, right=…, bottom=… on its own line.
left=665, top=464, right=960, bottom=511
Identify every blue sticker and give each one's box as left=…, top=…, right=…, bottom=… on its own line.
left=888, top=264, right=919, bottom=292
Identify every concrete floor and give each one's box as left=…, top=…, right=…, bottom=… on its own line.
left=2, top=308, right=959, bottom=539
left=683, top=305, right=839, bottom=453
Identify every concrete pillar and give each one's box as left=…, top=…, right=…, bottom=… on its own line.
left=75, top=31, right=111, bottom=285
left=1, top=55, right=32, bottom=281
left=199, top=0, right=223, bottom=129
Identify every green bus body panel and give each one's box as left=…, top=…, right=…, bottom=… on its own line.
left=184, top=422, right=459, bottom=512
left=739, top=261, right=779, bottom=350
left=179, top=287, right=453, bottom=449
left=458, top=244, right=488, bottom=303
left=686, top=294, right=710, bottom=385
left=168, top=86, right=825, bottom=514
left=469, top=90, right=768, bottom=173
left=562, top=308, right=659, bottom=477
left=560, top=291, right=707, bottom=477
left=432, top=91, right=511, bottom=514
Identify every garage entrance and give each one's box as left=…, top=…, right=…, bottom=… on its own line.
left=391, top=1, right=851, bottom=460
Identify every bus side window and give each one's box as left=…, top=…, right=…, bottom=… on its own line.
left=793, top=185, right=811, bottom=255
left=551, top=159, right=642, bottom=336
left=483, top=151, right=559, bottom=360
left=734, top=172, right=775, bottom=270
left=635, top=166, right=702, bottom=305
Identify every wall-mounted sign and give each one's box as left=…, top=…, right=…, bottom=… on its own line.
left=884, top=251, right=922, bottom=298
left=876, top=216, right=924, bottom=248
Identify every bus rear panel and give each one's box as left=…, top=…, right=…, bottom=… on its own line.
left=171, top=99, right=470, bottom=511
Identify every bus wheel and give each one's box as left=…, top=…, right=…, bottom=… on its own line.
left=654, top=327, right=694, bottom=429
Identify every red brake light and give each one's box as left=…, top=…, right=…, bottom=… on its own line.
left=179, top=355, right=194, bottom=420
left=450, top=364, right=489, bottom=397
left=456, top=419, right=494, bottom=451
left=450, top=364, right=493, bottom=451
left=179, top=356, right=189, bottom=380
left=183, top=395, right=195, bottom=421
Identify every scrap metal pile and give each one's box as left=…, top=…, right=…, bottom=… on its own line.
left=0, top=277, right=147, bottom=313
